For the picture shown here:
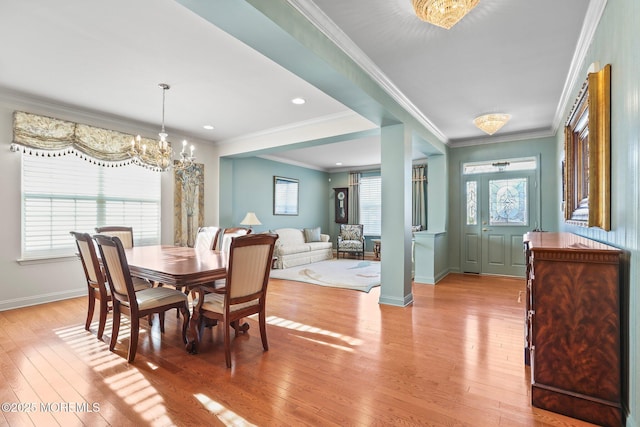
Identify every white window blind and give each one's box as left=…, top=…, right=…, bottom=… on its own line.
left=359, top=175, right=381, bottom=235
left=22, top=154, right=161, bottom=259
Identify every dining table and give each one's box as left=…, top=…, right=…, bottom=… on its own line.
left=123, top=245, right=228, bottom=353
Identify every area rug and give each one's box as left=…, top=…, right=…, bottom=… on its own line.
left=269, top=259, right=381, bottom=292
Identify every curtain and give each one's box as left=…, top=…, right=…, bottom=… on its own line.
left=10, top=111, right=170, bottom=169
left=348, top=171, right=360, bottom=224
left=412, top=164, right=427, bottom=228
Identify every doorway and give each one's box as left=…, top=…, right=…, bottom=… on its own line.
left=461, top=166, right=537, bottom=276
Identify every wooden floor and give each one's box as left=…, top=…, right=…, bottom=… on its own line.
left=0, top=273, right=597, bottom=426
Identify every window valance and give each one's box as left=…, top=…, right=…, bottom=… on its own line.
left=10, top=111, right=170, bottom=169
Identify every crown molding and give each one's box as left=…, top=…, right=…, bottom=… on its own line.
left=552, top=0, right=608, bottom=132
left=286, top=0, right=448, bottom=144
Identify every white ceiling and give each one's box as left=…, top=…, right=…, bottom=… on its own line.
left=0, top=0, right=597, bottom=171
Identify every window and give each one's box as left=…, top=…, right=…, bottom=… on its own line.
left=463, top=157, right=537, bottom=175
left=22, top=154, right=161, bottom=259
left=359, top=175, right=381, bottom=235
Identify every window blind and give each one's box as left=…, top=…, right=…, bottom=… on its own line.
left=22, top=154, right=161, bottom=259
left=359, top=175, right=381, bottom=235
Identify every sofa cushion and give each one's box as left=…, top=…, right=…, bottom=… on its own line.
left=307, top=241, right=332, bottom=251
left=277, top=243, right=312, bottom=255
left=274, top=228, right=306, bottom=246
left=303, top=227, right=321, bottom=242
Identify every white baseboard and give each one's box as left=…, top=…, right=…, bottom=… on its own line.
left=0, top=289, right=84, bottom=312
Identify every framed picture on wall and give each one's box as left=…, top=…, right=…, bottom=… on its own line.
left=334, top=187, right=348, bottom=223
left=273, top=176, right=299, bottom=215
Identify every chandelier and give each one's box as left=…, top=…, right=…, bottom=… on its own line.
left=412, top=0, right=479, bottom=29
left=129, top=83, right=177, bottom=172
left=473, top=113, right=511, bottom=135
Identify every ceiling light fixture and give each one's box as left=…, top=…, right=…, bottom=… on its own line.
left=412, top=0, right=479, bottom=30
left=203, top=124, right=215, bottom=130
left=291, top=97, right=306, bottom=105
left=473, top=113, right=511, bottom=135
left=129, top=83, right=181, bottom=171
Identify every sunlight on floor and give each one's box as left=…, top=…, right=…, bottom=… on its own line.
left=54, top=321, right=174, bottom=426
left=194, top=393, right=256, bottom=426
left=264, top=315, right=363, bottom=347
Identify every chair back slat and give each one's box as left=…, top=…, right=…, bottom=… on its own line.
left=76, top=238, right=100, bottom=285
left=228, top=244, right=271, bottom=300
left=95, top=226, right=134, bottom=249
left=226, top=234, right=277, bottom=304
left=94, top=235, right=135, bottom=306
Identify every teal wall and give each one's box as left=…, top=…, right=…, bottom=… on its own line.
left=226, top=157, right=331, bottom=234
left=447, top=136, right=559, bottom=273
left=557, top=0, right=640, bottom=423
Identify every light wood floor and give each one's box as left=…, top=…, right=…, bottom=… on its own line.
left=0, top=273, right=596, bottom=426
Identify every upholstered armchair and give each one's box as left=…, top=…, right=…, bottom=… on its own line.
left=337, top=224, right=365, bottom=259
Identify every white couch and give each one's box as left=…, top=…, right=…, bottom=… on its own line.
left=272, top=227, right=333, bottom=269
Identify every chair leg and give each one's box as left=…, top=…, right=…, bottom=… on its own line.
left=180, top=303, right=190, bottom=344
left=259, top=309, right=269, bottom=351
left=85, top=292, right=96, bottom=332
left=224, top=319, right=232, bottom=368
left=110, top=304, right=121, bottom=351
left=128, top=316, right=140, bottom=363
left=159, top=312, right=165, bottom=333
left=97, top=298, right=108, bottom=340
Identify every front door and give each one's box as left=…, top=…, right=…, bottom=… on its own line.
left=462, top=170, right=535, bottom=276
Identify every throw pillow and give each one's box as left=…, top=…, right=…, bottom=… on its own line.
left=303, top=227, right=321, bottom=243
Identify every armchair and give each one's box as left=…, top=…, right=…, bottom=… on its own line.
left=337, top=224, right=365, bottom=259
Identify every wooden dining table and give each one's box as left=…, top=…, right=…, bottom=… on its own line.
left=123, top=245, right=227, bottom=352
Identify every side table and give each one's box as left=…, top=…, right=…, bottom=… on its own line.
left=372, top=239, right=381, bottom=259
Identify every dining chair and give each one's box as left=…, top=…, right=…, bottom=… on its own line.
left=95, top=225, right=135, bottom=248
left=194, top=226, right=221, bottom=251
left=191, top=233, right=277, bottom=368
left=94, top=234, right=190, bottom=363
left=70, top=231, right=112, bottom=340
left=217, top=227, right=252, bottom=252
left=210, top=227, right=253, bottom=291
left=71, top=231, right=152, bottom=340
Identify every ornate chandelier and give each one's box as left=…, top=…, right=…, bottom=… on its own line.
left=412, top=0, right=479, bottom=30
left=473, top=113, right=511, bottom=135
left=129, top=83, right=185, bottom=172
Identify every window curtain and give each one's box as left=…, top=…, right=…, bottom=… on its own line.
left=412, top=164, right=427, bottom=228
left=348, top=171, right=360, bottom=224
left=10, top=111, right=169, bottom=170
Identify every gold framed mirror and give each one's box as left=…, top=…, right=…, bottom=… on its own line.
left=564, top=64, right=611, bottom=231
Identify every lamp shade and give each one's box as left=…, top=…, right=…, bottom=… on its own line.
left=240, top=212, right=261, bottom=226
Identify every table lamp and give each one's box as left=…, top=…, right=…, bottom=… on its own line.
left=240, top=212, right=261, bottom=232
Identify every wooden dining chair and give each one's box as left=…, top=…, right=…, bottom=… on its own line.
left=217, top=227, right=251, bottom=252
left=71, top=231, right=152, bottom=340
left=94, top=234, right=190, bottom=363
left=95, top=225, right=135, bottom=248
left=194, top=226, right=221, bottom=251
left=71, top=231, right=112, bottom=340
left=191, top=233, right=277, bottom=368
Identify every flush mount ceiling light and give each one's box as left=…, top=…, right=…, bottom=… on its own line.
left=412, top=0, right=479, bottom=29
left=291, top=97, right=306, bottom=105
left=473, top=113, right=511, bottom=135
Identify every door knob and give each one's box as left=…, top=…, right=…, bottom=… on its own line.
left=482, top=228, right=491, bottom=231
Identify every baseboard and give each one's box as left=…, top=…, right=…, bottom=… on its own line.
left=0, top=289, right=84, bottom=312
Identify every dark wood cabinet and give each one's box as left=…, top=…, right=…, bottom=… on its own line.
left=523, top=232, right=623, bottom=427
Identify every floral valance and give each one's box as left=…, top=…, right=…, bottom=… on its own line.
left=10, top=111, right=170, bottom=169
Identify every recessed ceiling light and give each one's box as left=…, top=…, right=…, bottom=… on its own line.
left=335, top=162, right=342, bottom=166
left=291, top=97, right=306, bottom=105
left=203, top=125, right=215, bottom=130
